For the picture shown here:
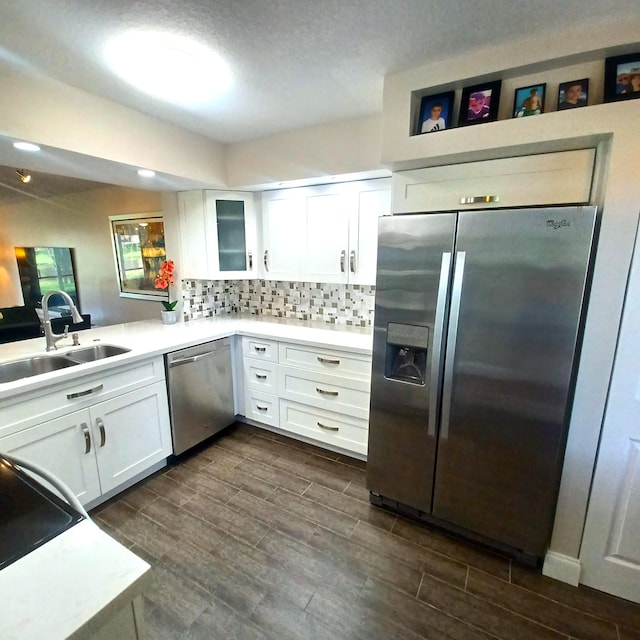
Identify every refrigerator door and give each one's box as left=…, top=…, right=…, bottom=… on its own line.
left=367, top=213, right=456, bottom=512
left=432, top=206, right=596, bottom=556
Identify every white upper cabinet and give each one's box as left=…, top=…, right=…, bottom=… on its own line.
left=393, top=149, right=595, bottom=214
left=261, top=194, right=306, bottom=279
left=178, top=190, right=257, bottom=280
left=305, top=192, right=352, bottom=282
left=261, top=178, right=391, bottom=284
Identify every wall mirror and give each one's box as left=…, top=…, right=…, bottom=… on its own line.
left=15, top=246, right=80, bottom=310
left=110, top=213, right=167, bottom=301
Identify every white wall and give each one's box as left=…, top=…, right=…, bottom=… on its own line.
left=226, top=114, right=387, bottom=189
left=0, top=186, right=181, bottom=326
left=0, top=65, right=228, bottom=188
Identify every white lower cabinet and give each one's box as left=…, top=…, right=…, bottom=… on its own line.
left=240, top=335, right=371, bottom=456
left=0, top=409, right=102, bottom=503
left=280, top=399, right=369, bottom=455
left=0, top=359, right=172, bottom=506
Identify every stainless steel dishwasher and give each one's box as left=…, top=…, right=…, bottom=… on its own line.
left=166, top=338, right=235, bottom=455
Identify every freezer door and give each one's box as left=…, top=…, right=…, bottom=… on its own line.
left=432, top=206, right=596, bottom=557
left=367, top=213, right=456, bottom=512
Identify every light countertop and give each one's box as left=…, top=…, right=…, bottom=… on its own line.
left=0, top=314, right=373, bottom=401
left=0, top=519, right=149, bottom=640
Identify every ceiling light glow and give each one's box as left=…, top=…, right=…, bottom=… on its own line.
left=105, top=30, right=231, bottom=104
left=13, top=142, right=40, bottom=152
left=137, top=169, right=156, bottom=178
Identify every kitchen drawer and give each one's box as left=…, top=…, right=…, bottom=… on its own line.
left=277, top=365, right=370, bottom=420
left=244, top=390, right=279, bottom=427
left=278, top=342, right=371, bottom=380
left=244, top=358, right=278, bottom=394
left=242, top=336, right=278, bottom=362
left=0, top=357, right=165, bottom=438
left=280, top=399, right=368, bottom=456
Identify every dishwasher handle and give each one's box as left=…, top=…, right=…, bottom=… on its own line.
left=168, top=351, right=215, bottom=367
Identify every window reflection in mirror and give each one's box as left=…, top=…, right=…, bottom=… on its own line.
left=15, top=246, right=80, bottom=309
left=110, top=214, right=167, bottom=301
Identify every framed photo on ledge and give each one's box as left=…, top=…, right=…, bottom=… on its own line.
left=604, top=53, right=640, bottom=102
left=416, top=91, right=455, bottom=134
left=458, top=81, right=501, bottom=126
left=513, top=83, right=546, bottom=117
left=557, top=78, right=589, bottom=110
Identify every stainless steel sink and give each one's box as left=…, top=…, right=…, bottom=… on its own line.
left=65, top=344, right=131, bottom=363
left=0, top=355, right=79, bottom=384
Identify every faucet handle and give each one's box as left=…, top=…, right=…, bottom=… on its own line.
left=62, top=324, right=69, bottom=338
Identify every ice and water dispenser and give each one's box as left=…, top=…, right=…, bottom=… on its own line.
left=384, top=322, right=429, bottom=385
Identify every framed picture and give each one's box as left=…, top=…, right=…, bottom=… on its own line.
left=458, top=81, right=501, bottom=126
left=513, top=83, right=546, bottom=117
left=416, top=91, right=454, bottom=134
left=604, top=53, right=640, bottom=102
left=557, top=78, right=589, bottom=110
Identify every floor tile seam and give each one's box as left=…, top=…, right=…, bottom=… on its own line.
left=235, top=457, right=316, bottom=491
left=351, top=519, right=470, bottom=578
left=93, top=516, right=138, bottom=548
left=250, top=430, right=346, bottom=463
left=478, top=568, right=631, bottom=632
left=137, top=502, right=230, bottom=554
left=176, top=494, right=269, bottom=543
left=306, top=453, right=368, bottom=481
left=384, top=523, right=510, bottom=578
left=360, top=576, right=505, bottom=640
left=264, top=485, right=360, bottom=535
left=174, top=463, right=252, bottom=497
left=420, top=574, right=585, bottom=640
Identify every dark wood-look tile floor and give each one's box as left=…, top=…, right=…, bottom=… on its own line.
left=92, top=423, right=640, bottom=640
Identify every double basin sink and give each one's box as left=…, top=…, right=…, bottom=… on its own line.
left=0, top=344, right=131, bottom=384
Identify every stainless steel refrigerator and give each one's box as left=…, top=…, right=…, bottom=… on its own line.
left=367, top=206, right=596, bottom=561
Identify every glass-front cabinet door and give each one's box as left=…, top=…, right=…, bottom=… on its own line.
left=177, top=190, right=256, bottom=280
left=205, top=191, right=256, bottom=279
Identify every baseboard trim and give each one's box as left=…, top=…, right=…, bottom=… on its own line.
left=542, top=550, right=581, bottom=586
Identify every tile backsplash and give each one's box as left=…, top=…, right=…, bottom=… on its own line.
left=182, top=279, right=376, bottom=327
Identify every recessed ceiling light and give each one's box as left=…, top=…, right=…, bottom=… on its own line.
left=13, top=142, right=40, bottom=152
left=137, top=169, right=156, bottom=178
left=105, top=30, right=231, bottom=104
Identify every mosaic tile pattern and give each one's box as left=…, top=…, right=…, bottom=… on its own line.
left=182, top=279, right=375, bottom=326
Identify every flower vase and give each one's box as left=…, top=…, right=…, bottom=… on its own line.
left=161, top=310, right=178, bottom=325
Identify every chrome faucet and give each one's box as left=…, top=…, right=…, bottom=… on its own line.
left=41, top=290, right=83, bottom=351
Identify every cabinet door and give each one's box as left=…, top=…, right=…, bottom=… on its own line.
left=0, top=409, right=101, bottom=505
left=205, top=191, right=257, bottom=279
left=305, top=193, right=352, bottom=283
left=349, top=187, right=391, bottom=285
left=261, top=194, right=306, bottom=280
left=91, top=382, right=171, bottom=495
left=177, top=190, right=211, bottom=279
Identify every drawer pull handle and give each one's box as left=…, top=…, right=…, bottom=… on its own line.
left=317, top=356, right=340, bottom=365
left=96, top=417, right=106, bottom=447
left=256, top=405, right=269, bottom=411
left=350, top=250, right=356, bottom=274
left=255, top=373, right=267, bottom=380
left=264, top=250, right=269, bottom=272
left=81, top=422, right=92, bottom=454
left=340, top=250, right=346, bottom=273
left=248, top=250, right=253, bottom=270
left=317, top=421, right=339, bottom=432
left=254, top=346, right=267, bottom=353
left=316, top=387, right=339, bottom=397
left=67, top=383, right=104, bottom=399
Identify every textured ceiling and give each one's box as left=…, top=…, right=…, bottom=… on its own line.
left=1, top=0, right=638, bottom=146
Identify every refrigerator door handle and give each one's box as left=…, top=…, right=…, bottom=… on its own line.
left=428, top=252, right=452, bottom=437
left=440, top=251, right=466, bottom=440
